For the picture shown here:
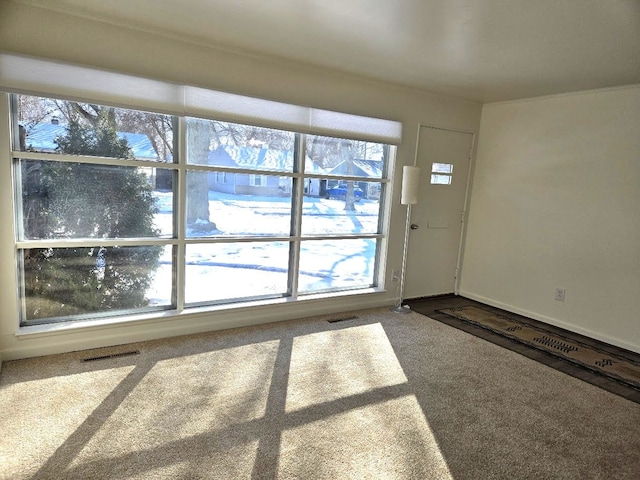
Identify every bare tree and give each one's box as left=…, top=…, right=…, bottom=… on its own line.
left=118, top=110, right=174, bottom=161
left=339, top=140, right=357, bottom=212
left=208, top=121, right=293, bottom=150
left=186, top=118, right=215, bottom=230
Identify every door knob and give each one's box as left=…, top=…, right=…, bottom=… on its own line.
left=410, top=224, right=419, bottom=230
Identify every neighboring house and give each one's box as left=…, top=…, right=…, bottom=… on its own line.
left=208, top=145, right=324, bottom=197
left=23, top=123, right=380, bottom=199
left=207, top=146, right=384, bottom=198
left=327, top=159, right=383, bottom=199
left=24, top=121, right=159, bottom=160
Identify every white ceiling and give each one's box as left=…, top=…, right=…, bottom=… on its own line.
left=17, top=0, right=640, bottom=102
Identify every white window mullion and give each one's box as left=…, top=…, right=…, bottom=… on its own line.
left=175, top=117, right=187, bottom=312
left=12, top=150, right=177, bottom=169
left=288, top=134, right=306, bottom=298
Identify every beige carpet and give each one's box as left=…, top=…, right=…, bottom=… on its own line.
left=1, top=308, right=639, bottom=479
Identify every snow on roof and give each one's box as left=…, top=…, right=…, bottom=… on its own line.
left=328, top=158, right=383, bottom=177
left=213, top=145, right=324, bottom=173
left=24, top=123, right=158, bottom=160
left=220, top=145, right=293, bottom=171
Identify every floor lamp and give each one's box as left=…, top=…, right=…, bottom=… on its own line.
left=391, top=165, right=420, bottom=313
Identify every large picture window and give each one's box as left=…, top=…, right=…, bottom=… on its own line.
left=9, top=93, right=394, bottom=326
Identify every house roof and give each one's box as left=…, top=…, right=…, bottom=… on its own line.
left=224, top=145, right=294, bottom=172
left=328, top=159, right=383, bottom=178
left=24, top=123, right=158, bottom=160
left=209, top=146, right=383, bottom=177
left=210, top=145, right=324, bottom=173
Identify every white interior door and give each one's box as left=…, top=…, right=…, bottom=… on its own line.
left=404, top=126, right=474, bottom=299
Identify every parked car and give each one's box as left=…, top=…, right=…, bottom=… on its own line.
left=327, top=184, right=364, bottom=201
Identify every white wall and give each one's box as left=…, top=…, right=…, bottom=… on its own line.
left=0, top=1, right=481, bottom=360
left=461, top=86, right=640, bottom=352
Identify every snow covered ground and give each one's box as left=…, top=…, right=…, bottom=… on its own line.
left=147, top=191, right=381, bottom=305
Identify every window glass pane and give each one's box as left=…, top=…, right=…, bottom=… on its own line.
left=301, top=181, right=381, bottom=235
left=431, top=162, right=453, bottom=174
left=185, top=242, right=289, bottom=304
left=186, top=118, right=295, bottom=172
left=305, top=135, right=385, bottom=178
left=21, top=245, right=171, bottom=323
left=18, top=160, right=172, bottom=239
left=298, top=239, right=377, bottom=293
left=185, top=171, right=292, bottom=237
left=16, top=95, right=174, bottom=162
left=430, top=174, right=452, bottom=185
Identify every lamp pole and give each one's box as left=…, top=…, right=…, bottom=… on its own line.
left=391, top=201, right=413, bottom=313
left=391, top=164, right=420, bottom=313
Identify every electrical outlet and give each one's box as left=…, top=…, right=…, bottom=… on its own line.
left=391, top=270, right=400, bottom=282
left=554, top=288, right=566, bottom=302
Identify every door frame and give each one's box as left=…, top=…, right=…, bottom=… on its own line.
left=411, top=123, right=476, bottom=295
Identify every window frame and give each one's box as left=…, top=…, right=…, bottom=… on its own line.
left=214, top=171, right=227, bottom=183
left=6, top=93, right=395, bottom=327
left=430, top=162, right=454, bottom=185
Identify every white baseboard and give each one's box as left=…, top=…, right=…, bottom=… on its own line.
left=458, top=290, right=640, bottom=354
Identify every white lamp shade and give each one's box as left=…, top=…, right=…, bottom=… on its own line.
left=401, top=166, right=421, bottom=205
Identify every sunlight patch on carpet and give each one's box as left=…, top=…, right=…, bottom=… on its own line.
left=286, top=323, right=408, bottom=412
left=64, top=341, right=279, bottom=476
left=279, top=395, right=453, bottom=479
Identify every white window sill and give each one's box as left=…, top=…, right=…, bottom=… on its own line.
left=15, top=287, right=387, bottom=339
